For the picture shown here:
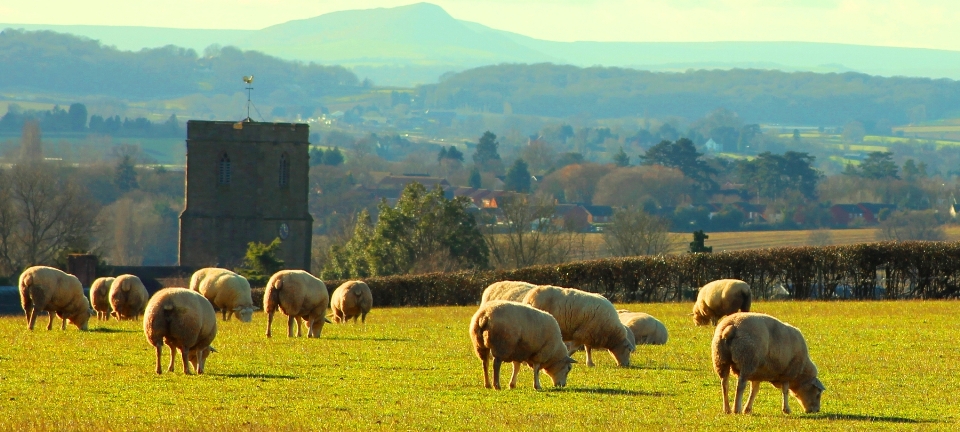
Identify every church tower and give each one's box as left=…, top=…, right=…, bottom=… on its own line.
left=179, top=120, right=313, bottom=270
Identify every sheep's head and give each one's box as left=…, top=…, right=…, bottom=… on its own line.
left=544, top=357, right=576, bottom=388
left=792, top=377, right=825, bottom=413
left=71, top=307, right=94, bottom=331
left=235, top=305, right=256, bottom=323
left=609, top=331, right=636, bottom=367
left=691, top=309, right=712, bottom=326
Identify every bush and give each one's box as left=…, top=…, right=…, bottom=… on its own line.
left=314, top=241, right=960, bottom=307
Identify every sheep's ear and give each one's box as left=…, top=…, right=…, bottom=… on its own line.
left=813, top=379, right=825, bottom=391
left=567, top=357, right=577, bottom=364
left=208, top=346, right=218, bottom=353
left=324, top=317, right=332, bottom=323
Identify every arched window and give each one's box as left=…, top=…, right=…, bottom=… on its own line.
left=279, top=152, right=290, bottom=188
left=218, top=153, right=231, bottom=185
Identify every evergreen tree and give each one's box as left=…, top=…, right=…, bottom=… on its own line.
left=115, top=155, right=139, bottom=192
left=67, top=103, right=88, bottom=132
left=235, top=238, right=285, bottom=287
left=309, top=147, right=325, bottom=167
left=323, top=146, right=344, bottom=166
left=472, top=131, right=501, bottom=170
left=505, top=159, right=531, bottom=193
left=469, top=166, right=482, bottom=189
left=689, top=230, right=713, bottom=253
left=613, top=146, right=630, bottom=167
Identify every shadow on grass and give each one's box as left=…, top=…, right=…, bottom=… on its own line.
left=87, top=327, right=140, bottom=333
left=626, top=364, right=698, bottom=372
left=209, top=373, right=297, bottom=380
left=814, top=413, right=930, bottom=424
left=323, top=336, right=413, bottom=342
left=551, top=387, right=672, bottom=397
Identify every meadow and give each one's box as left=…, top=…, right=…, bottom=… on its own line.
left=1, top=301, right=958, bottom=431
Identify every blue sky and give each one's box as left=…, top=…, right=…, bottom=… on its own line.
left=2, top=0, right=957, bottom=51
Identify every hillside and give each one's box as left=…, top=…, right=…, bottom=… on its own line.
left=8, top=3, right=960, bottom=86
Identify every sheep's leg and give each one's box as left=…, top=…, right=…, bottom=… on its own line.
left=480, top=350, right=491, bottom=389
left=197, top=350, right=208, bottom=375
left=585, top=346, right=595, bottom=367
left=154, top=343, right=164, bottom=375
left=266, top=311, right=274, bottom=338
left=28, top=309, right=40, bottom=330
left=46, top=313, right=54, bottom=330
left=734, top=375, right=749, bottom=414
left=168, top=345, right=177, bottom=372
left=180, top=347, right=193, bottom=375
left=306, top=319, right=316, bottom=338
left=744, top=381, right=761, bottom=414
left=780, top=382, right=791, bottom=414
left=296, top=317, right=303, bottom=337
left=508, top=361, right=521, bottom=389
left=361, top=312, right=367, bottom=324
left=532, top=364, right=542, bottom=390
left=720, top=374, right=732, bottom=414
left=221, top=309, right=228, bottom=321
left=287, top=315, right=295, bottom=337
left=492, top=358, right=503, bottom=390
left=60, top=316, right=67, bottom=331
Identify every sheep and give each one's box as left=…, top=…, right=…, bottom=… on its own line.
left=109, top=274, right=149, bottom=320
left=330, top=280, right=373, bottom=323
left=692, top=279, right=752, bottom=326
left=620, top=311, right=668, bottom=345
left=88, top=277, right=115, bottom=321
left=480, top=280, right=536, bottom=304
left=470, top=300, right=576, bottom=390
left=522, top=285, right=635, bottom=367
left=264, top=270, right=330, bottom=338
left=712, top=312, right=825, bottom=415
left=143, top=288, right=218, bottom=375
left=19, top=266, right=94, bottom=331
left=193, top=269, right=255, bottom=322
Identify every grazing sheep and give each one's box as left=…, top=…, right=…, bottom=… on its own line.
left=143, top=288, right=218, bottom=375
left=19, top=266, right=94, bottom=331
left=692, top=279, right=752, bottom=326
left=470, top=300, right=576, bottom=390
left=109, top=274, right=149, bottom=320
left=264, top=270, right=330, bottom=338
left=330, top=280, right=373, bottom=323
left=522, top=285, right=635, bottom=367
left=195, top=269, right=255, bottom=322
left=620, top=312, right=668, bottom=345
left=480, top=280, right=536, bottom=304
left=88, top=277, right=115, bottom=321
left=712, top=312, right=825, bottom=415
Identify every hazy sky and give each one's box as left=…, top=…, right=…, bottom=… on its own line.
left=3, top=0, right=959, bottom=51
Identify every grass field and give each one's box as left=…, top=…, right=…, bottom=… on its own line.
left=1, top=301, right=958, bottom=430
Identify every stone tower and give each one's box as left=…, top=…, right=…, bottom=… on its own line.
left=179, top=120, right=313, bottom=270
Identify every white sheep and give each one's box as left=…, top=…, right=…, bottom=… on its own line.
left=109, top=274, right=149, bottom=320
left=19, top=266, right=94, bottom=331
left=522, top=285, right=635, bottom=367
left=480, top=280, right=536, bottom=304
left=88, top=276, right=115, bottom=321
left=712, top=312, right=825, bottom=414
left=470, top=300, right=576, bottom=390
left=619, top=311, right=668, bottom=345
left=143, top=288, right=218, bottom=375
left=264, top=270, right=330, bottom=338
left=193, top=269, right=255, bottom=322
left=693, top=279, right=752, bottom=326
left=330, top=280, right=373, bottom=323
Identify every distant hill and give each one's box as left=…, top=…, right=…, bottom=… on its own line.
left=418, top=64, right=960, bottom=125
left=7, top=3, right=960, bottom=86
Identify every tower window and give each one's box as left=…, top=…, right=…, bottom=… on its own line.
left=218, top=153, right=231, bottom=185
left=279, top=152, right=290, bottom=188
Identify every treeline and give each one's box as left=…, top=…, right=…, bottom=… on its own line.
left=0, top=29, right=361, bottom=101
left=0, top=103, right=183, bottom=138
left=417, top=64, right=960, bottom=125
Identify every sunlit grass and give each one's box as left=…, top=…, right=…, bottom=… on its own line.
left=0, top=301, right=958, bottom=430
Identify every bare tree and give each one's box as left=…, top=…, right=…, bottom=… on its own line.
left=602, top=207, right=672, bottom=257
left=484, top=194, right=583, bottom=269
left=876, top=210, right=946, bottom=241
left=0, top=163, right=99, bottom=274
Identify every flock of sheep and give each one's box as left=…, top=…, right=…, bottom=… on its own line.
left=17, top=265, right=823, bottom=415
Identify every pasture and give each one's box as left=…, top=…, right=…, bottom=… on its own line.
left=1, top=301, right=958, bottom=431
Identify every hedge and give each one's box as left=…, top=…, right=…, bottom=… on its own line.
left=251, top=241, right=960, bottom=308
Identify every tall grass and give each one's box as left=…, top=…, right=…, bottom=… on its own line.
left=0, top=301, right=957, bottom=430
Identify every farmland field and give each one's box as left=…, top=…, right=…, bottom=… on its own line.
left=1, top=301, right=958, bottom=430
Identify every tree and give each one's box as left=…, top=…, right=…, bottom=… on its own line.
left=689, top=230, right=713, bottom=253
left=483, top=194, right=582, bottom=269
left=858, top=151, right=899, bottom=179
left=504, top=159, right=531, bottom=193
left=737, top=124, right=761, bottom=153
left=20, top=120, right=42, bottom=162
left=235, top=238, right=285, bottom=287
left=842, top=121, right=866, bottom=143
left=468, top=166, right=482, bottom=189
left=602, top=207, right=672, bottom=257
left=324, top=184, right=488, bottom=277
left=309, top=147, right=325, bottom=167
left=115, top=155, right=139, bottom=192
left=876, top=210, right=945, bottom=241
left=472, top=131, right=502, bottom=171
left=613, top=147, right=630, bottom=167
left=792, top=129, right=801, bottom=142
left=640, top=138, right=717, bottom=190
left=323, top=146, right=344, bottom=166
left=67, top=103, right=88, bottom=132
left=0, top=163, right=99, bottom=275
left=737, top=151, right=820, bottom=201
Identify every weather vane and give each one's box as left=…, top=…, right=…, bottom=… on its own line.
left=243, top=75, right=255, bottom=122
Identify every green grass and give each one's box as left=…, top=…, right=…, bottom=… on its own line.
left=1, top=301, right=958, bottom=430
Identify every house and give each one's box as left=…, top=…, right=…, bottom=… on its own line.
left=856, top=203, right=897, bottom=223
left=829, top=203, right=897, bottom=226
left=705, top=138, right=721, bottom=153
left=552, top=204, right=590, bottom=231
left=582, top=205, right=614, bottom=224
